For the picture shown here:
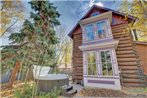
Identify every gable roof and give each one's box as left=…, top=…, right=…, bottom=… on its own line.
left=68, top=5, right=136, bottom=38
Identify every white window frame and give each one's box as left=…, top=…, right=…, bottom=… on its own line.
left=95, top=20, right=108, bottom=39
left=84, top=23, right=95, bottom=41
left=86, top=51, right=98, bottom=76
left=84, top=49, right=118, bottom=77
left=99, top=49, right=114, bottom=77
left=83, top=19, right=113, bottom=43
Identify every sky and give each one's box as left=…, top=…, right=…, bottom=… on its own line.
left=0, top=0, right=122, bottom=46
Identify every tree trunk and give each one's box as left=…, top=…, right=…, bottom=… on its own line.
left=8, top=61, right=21, bottom=88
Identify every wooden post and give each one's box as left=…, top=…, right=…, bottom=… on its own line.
left=8, top=61, right=21, bottom=88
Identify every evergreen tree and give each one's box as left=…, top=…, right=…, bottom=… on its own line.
left=1, top=1, right=60, bottom=73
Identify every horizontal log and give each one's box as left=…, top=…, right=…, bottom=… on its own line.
left=116, top=47, right=133, bottom=51
left=122, top=74, right=139, bottom=79
left=112, top=23, right=128, bottom=28
left=118, top=62, right=137, bottom=66
left=117, top=43, right=132, bottom=48
left=117, top=58, right=137, bottom=62
left=116, top=50, right=134, bottom=55
left=114, top=35, right=130, bottom=39
left=121, top=70, right=138, bottom=74
left=123, top=83, right=144, bottom=87
left=117, top=54, right=136, bottom=58
left=119, top=66, right=138, bottom=70
left=123, top=78, right=140, bottom=83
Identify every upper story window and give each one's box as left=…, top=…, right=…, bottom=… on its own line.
left=85, top=24, right=94, bottom=41
left=96, top=20, right=107, bottom=39
left=84, top=19, right=111, bottom=41
left=91, top=12, right=99, bottom=16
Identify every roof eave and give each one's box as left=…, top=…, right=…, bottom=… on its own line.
left=68, top=5, right=136, bottom=38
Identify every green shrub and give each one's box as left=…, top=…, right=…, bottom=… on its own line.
left=38, top=86, right=63, bottom=98
left=14, top=84, right=63, bottom=98
left=14, top=84, right=33, bottom=98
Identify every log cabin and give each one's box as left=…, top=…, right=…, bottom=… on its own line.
left=68, top=5, right=147, bottom=90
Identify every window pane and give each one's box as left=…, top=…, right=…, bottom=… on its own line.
left=92, top=64, right=97, bottom=75
left=102, top=64, right=107, bottom=75
left=87, top=52, right=97, bottom=75
left=96, top=21, right=106, bottom=38
left=101, top=51, right=105, bottom=62
left=105, top=51, right=111, bottom=62
left=88, top=64, right=93, bottom=75
left=101, top=51, right=113, bottom=76
left=85, top=24, right=94, bottom=40
left=91, top=12, right=99, bottom=16
left=88, top=52, right=96, bottom=63
left=88, top=64, right=97, bottom=75
left=107, top=63, right=113, bottom=75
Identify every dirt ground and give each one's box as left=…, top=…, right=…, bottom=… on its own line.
left=1, top=82, right=147, bottom=98
left=75, top=87, right=147, bottom=97
left=0, top=81, right=33, bottom=98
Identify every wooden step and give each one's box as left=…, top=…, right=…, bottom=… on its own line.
left=63, top=86, right=73, bottom=92
left=116, top=50, right=134, bottom=55
left=118, top=62, right=137, bottom=66
left=117, top=58, right=137, bottom=62
left=66, top=89, right=77, bottom=95
left=118, top=43, right=132, bottom=48
left=117, top=54, right=136, bottom=58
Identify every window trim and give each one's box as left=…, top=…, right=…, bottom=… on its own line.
left=86, top=51, right=98, bottom=76
left=99, top=49, right=114, bottom=76
left=91, top=12, right=100, bottom=16
left=84, top=23, right=95, bottom=41
left=95, top=20, right=108, bottom=39
left=83, top=19, right=112, bottom=43
left=84, top=49, right=117, bottom=77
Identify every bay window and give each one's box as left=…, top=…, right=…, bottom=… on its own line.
left=85, top=49, right=115, bottom=76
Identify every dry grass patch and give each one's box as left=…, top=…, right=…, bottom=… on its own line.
left=77, top=88, right=131, bottom=97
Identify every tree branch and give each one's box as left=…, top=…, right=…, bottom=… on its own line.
left=1, top=19, right=18, bottom=37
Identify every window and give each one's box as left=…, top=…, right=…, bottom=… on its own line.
left=96, top=21, right=107, bottom=39
left=100, top=50, right=113, bottom=76
left=84, top=50, right=116, bottom=76
left=85, top=24, right=94, bottom=41
left=87, top=52, right=97, bottom=75
left=91, top=12, right=99, bottom=16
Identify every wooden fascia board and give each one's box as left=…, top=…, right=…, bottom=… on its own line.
left=79, top=11, right=112, bottom=26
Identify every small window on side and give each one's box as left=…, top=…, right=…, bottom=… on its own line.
left=91, top=12, right=99, bottom=16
